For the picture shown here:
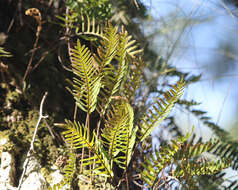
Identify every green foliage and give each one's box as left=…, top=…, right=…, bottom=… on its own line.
left=101, top=102, right=136, bottom=170
left=62, top=120, right=113, bottom=177
left=53, top=20, right=230, bottom=189
left=0, top=1, right=234, bottom=189
left=66, top=0, right=111, bottom=21
left=139, top=79, right=185, bottom=142
left=141, top=133, right=230, bottom=189
left=0, top=47, right=12, bottom=57
left=67, top=40, right=101, bottom=113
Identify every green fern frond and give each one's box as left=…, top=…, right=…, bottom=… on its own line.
left=175, top=140, right=219, bottom=160
left=123, top=58, right=144, bottom=102
left=139, top=79, right=185, bottom=142
left=62, top=120, right=93, bottom=149
left=95, top=24, right=119, bottom=68
left=62, top=120, right=113, bottom=178
left=141, top=135, right=187, bottom=187
left=68, top=40, right=101, bottom=113
left=0, top=47, right=12, bottom=57
left=141, top=135, right=230, bottom=189
left=75, top=15, right=105, bottom=40
left=210, top=141, right=238, bottom=170
left=57, top=13, right=105, bottom=40
left=101, top=102, right=137, bottom=170
left=174, top=158, right=231, bottom=179
left=119, top=26, right=143, bottom=58
left=97, top=28, right=128, bottom=114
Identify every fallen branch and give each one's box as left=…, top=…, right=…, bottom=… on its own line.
left=17, top=92, right=48, bottom=190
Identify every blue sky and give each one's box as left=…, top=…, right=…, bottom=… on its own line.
left=141, top=0, right=238, bottom=136
left=140, top=0, right=238, bottom=185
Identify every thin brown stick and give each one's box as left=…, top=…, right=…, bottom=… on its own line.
left=126, top=172, right=129, bottom=190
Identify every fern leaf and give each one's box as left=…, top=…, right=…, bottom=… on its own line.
left=141, top=136, right=187, bottom=187
left=123, top=58, right=144, bottom=102
left=96, top=24, right=119, bottom=67
left=75, top=15, right=105, bottom=40
left=139, top=80, right=185, bottom=142
left=62, top=152, right=76, bottom=186
left=174, top=158, right=231, bottom=179
left=62, top=120, right=113, bottom=178
left=69, top=40, right=101, bottom=113
left=141, top=134, right=230, bottom=189
left=102, top=102, right=136, bottom=170
left=0, top=47, right=12, bottom=57
left=119, top=26, right=143, bottom=58
left=97, top=26, right=128, bottom=114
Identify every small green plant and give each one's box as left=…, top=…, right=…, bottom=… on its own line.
left=52, top=16, right=230, bottom=190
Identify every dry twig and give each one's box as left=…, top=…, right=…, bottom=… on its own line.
left=17, top=92, right=48, bottom=190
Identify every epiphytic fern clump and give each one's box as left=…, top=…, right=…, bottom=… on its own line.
left=53, top=15, right=230, bottom=190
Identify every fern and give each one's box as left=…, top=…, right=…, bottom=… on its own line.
left=141, top=135, right=187, bottom=188
left=123, top=58, right=144, bottom=103
left=101, top=102, right=137, bottom=170
left=0, top=47, right=12, bottom=57
left=141, top=135, right=230, bottom=189
left=139, top=79, right=185, bottom=142
left=62, top=120, right=113, bottom=178
left=57, top=21, right=230, bottom=189
left=96, top=24, right=141, bottom=114
left=75, top=15, right=105, bottom=40
left=57, top=13, right=105, bottom=40
left=68, top=40, right=101, bottom=113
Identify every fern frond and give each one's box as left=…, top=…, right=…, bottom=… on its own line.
left=119, top=25, right=143, bottom=58
left=68, top=40, right=101, bottom=113
left=62, top=120, right=113, bottom=178
left=101, top=102, right=136, bottom=170
left=95, top=24, right=119, bottom=68
left=210, top=141, right=238, bottom=170
left=141, top=135, right=187, bottom=187
left=141, top=135, right=230, bottom=189
left=174, top=158, right=231, bottom=179
left=75, top=15, right=105, bottom=40
left=62, top=120, right=93, bottom=149
left=139, top=79, right=185, bottom=142
left=123, top=58, right=144, bottom=102
left=96, top=27, right=128, bottom=114
left=0, top=47, right=12, bottom=57
left=57, top=13, right=105, bottom=40
left=174, top=140, right=219, bottom=160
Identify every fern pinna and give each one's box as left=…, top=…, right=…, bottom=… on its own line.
left=53, top=15, right=230, bottom=190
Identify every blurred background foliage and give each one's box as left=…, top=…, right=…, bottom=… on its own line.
left=1, top=0, right=238, bottom=189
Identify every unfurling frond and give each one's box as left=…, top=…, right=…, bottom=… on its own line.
left=68, top=40, right=101, bottom=113
left=139, top=79, right=185, bottom=142
left=102, top=102, right=137, bottom=170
